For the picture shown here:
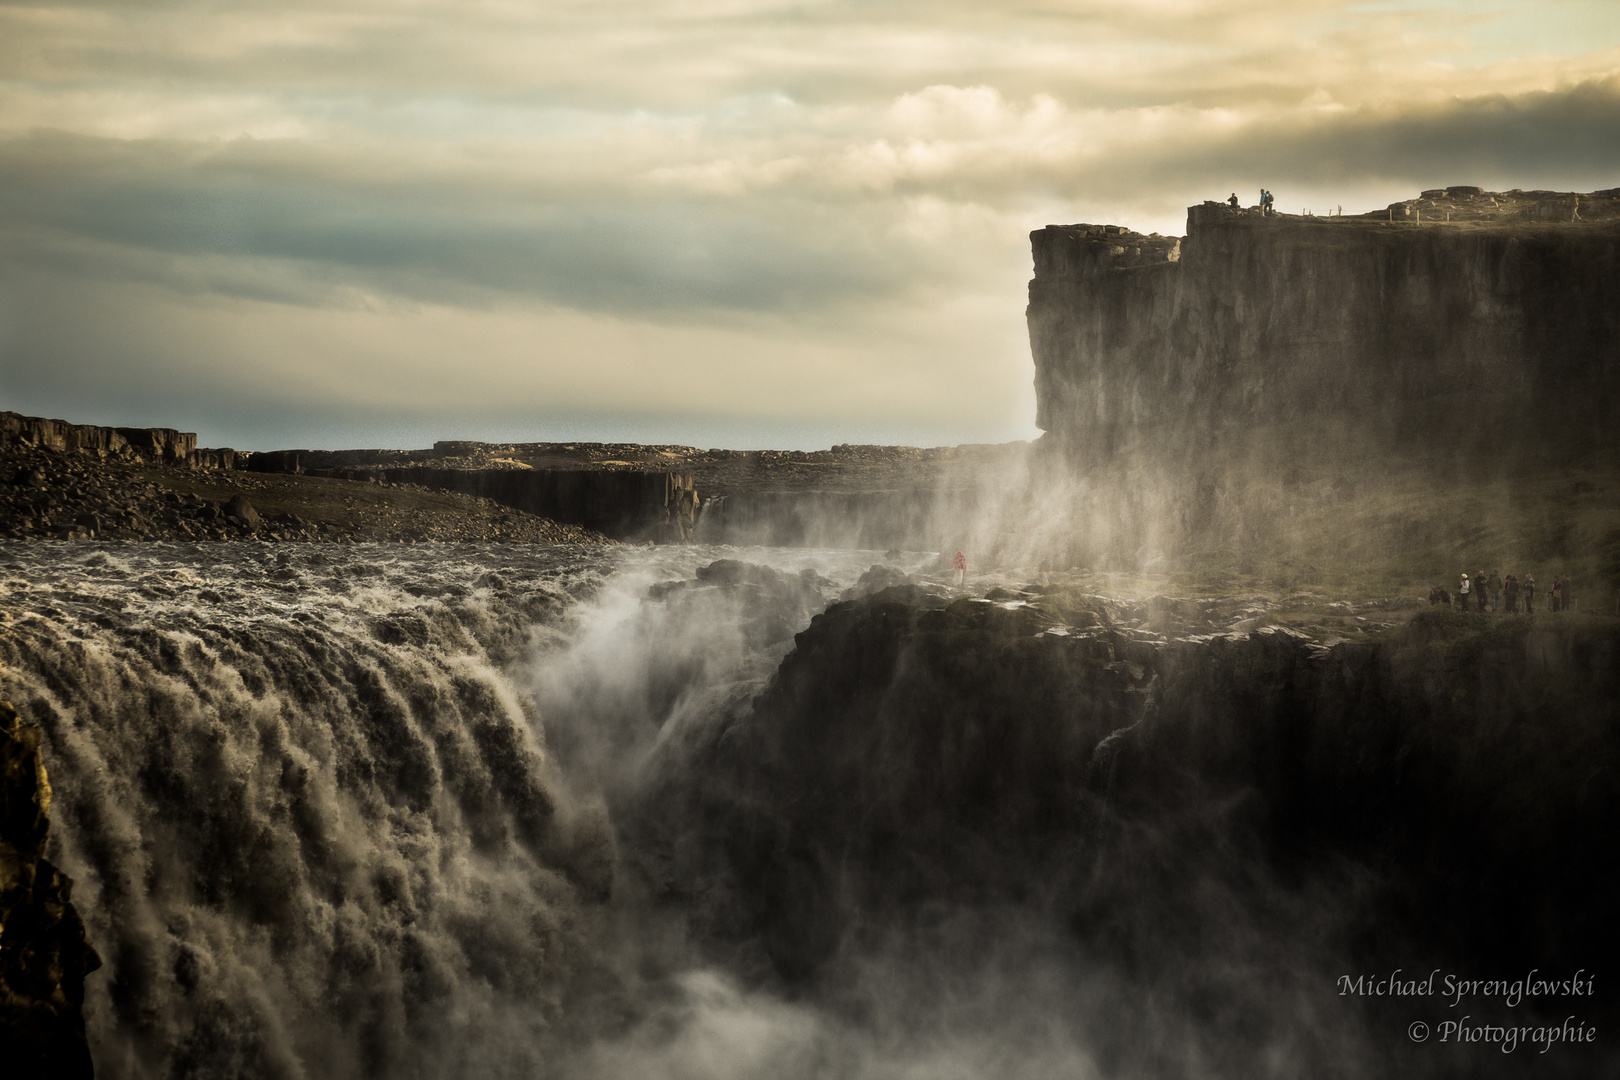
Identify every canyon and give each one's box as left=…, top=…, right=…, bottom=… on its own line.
left=1, top=185, right=1617, bottom=1078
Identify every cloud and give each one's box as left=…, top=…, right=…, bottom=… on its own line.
left=1, top=0, right=1617, bottom=445
left=7, top=74, right=1615, bottom=313
left=0, top=131, right=930, bottom=316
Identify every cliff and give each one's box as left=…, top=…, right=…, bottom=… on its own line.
left=284, top=463, right=700, bottom=541
left=1027, top=188, right=1620, bottom=462
left=653, top=588, right=1620, bottom=1075
left=0, top=411, right=228, bottom=468
left=0, top=701, right=100, bottom=1080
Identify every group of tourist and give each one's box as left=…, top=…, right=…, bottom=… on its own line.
left=1428, top=571, right=1577, bottom=613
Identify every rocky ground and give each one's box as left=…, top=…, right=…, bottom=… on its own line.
left=0, top=446, right=614, bottom=544
left=832, top=561, right=1443, bottom=647
left=290, top=440, right=1027, bottom=497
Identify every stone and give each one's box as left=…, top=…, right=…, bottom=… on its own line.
left=0, top=701, right=100, bottom=1080
left=223, top=495, right=260, bottom=526
left=838, top=563, right=917, bottom=602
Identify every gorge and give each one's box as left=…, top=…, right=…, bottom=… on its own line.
left=2, top=185, right=1617, bottom=1078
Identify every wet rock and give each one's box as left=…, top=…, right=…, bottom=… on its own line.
left=694, top=559, right=778, bottom=587
left=837, top=563, right=917, bottom=602
left=662, top=560, right=831, bottom=645
left=0, top=701, right=100, bottom=1080
left=662, top=593, right=1620, bottom=1074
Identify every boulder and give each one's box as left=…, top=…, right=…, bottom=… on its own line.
left=838, top=563, right=916, bottom=602
left=223, top=495, right=261, bottom=529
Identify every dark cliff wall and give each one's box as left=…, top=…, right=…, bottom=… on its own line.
left=0, top=701, right=100, bottom=1080
left=296, top=463, right=698, bottom=541
left=659, top=592, right=1620, bottom=1076
left=1028, top=190, right=1620, bottom=463
left=695, top=487, right=989, bottom=550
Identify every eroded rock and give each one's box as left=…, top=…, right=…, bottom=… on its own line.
left=0, top=701, right=100, bottom=1080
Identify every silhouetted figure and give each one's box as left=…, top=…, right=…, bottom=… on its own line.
left=1523, top=574, right=1535, bottom=614
left=1228, top=193, right=1239, bottom=207
left=1457, top=572, right=1471, bottom=612
left=1503, top=573, right=1519, bottom=613
left=1488, top=571, right=1503, bottom=612
left=1473, top=571, right=1488, bottom=613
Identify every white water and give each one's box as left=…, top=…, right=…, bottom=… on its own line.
left=0, top=541, right=932, bottom=1080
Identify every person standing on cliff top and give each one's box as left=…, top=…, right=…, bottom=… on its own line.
left=1523, top=574, right=1536, bottom=614
left=1458, top=572, right=1471, bottom=612
left=953, top=550, right=967, bottom=586
left=1488, top=570, right=1503, bottom=612
left=1503, top=573, right=1519, bottom=613
left=1473, top=570, right=1488, bottom=613
left=1228, top=193, right=1239, bottom=207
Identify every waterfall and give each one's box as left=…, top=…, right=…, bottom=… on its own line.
left=0, top=543, right=637, bottom=1078
left=0, top=541, right=920, bottom=1079
left=12, top=541, right=1605, bottom=1078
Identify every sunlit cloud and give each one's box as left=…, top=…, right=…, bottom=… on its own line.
left=1, top=0, right=1617, bottom=447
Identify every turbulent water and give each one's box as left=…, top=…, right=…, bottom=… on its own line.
left=7, top=541, right=1612, bottom=1079
left=0, top=541, right=938, bottom=1080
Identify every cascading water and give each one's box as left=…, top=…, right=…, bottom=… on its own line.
left=5, top=541, right=1613, bottom=1079
left=0, top=541, right=930, bottom=1079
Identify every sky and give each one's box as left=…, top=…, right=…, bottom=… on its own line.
left=1, top=0, right=1617, bottom=451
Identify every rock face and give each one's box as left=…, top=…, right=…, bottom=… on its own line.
left=1, top=411, right=198, bottom=464
left=283, top=463, right=701, bottom=542
left=0, top=411, right=237, bottom=469
left=0, top=701, right=100, bottom=1080
left=660, top=592, right=1620, bottom=1075
left=694, top=487, right=987, bottom=549
left=1027, top=189, right=1620, bottom=462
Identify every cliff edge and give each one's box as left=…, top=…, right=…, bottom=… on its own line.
left=1028, top=187, right=1620, bottom=462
